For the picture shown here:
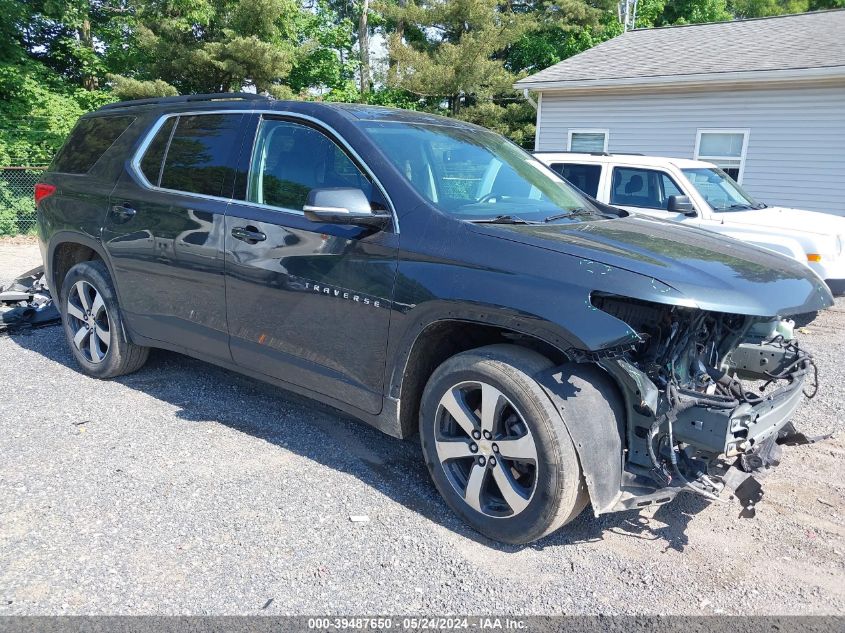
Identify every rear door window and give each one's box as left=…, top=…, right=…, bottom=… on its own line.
left=51, top=115, right=136, bottom=174
left=550, top=163, right=601, bottom=198
left=158, top=114, right=244, bottom=198
left=610, top=167, right=683, bottom=210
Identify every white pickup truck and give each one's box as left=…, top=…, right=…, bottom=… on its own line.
left=533, top=152, right=845, bottom=295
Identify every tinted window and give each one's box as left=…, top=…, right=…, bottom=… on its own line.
left=139, top=117, right=175, bottom=187
left=51, top=115, right=135, bottom=174
left=247, top=119, right=372, bottom=210
left=610, top=167, right=684, bottom=211
left=160, top=114, right=244, bottom=197
left=551, top=163, right=601, bottom=197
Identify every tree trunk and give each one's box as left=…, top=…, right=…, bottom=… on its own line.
left=358, top=0, right=370, bottom=97
left=388, top=0, right=406, bottom=73
left=80, top=16, right=98, bottom=91
left=450, top=95, right=460, bottom=115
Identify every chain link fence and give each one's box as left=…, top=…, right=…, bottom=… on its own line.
left=0, top=165, right=47, bottom=236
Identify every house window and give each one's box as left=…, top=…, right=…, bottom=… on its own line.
left=568, top=129, right=608, bottom=153
left=695, top=129, right=749, bottom=182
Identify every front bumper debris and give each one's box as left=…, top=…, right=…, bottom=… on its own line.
left=0, top=265, right=60, bottom=335
left=593, top=310, right=824, bottom=515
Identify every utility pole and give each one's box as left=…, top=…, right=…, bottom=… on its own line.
left=359, top=0, right=371, bottom=97
left=618, top=0, right=639, bottom=32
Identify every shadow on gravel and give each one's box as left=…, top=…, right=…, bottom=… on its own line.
left=11, top=326, right=711, bottom=553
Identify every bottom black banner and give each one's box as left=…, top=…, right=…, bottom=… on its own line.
left=0, top=616, right=843, bottom=633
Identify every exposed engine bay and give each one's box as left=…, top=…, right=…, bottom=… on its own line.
left=591, top=293, right=819, bottom=508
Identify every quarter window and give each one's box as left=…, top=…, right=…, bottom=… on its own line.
left=695, top=129, right=749, bottom=182
left=610, top=167, right=684, bottom=211
left=247, top=118, right=372, bottom=211
left=568, top=129, right=608, bottom=153
left=157, top=114, right=244, bottom=197
left=51, top=115, right=135, bottom=174
left=550, top=163, right=602, bottom=198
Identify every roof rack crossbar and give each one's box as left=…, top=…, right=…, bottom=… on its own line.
left=98, top=92, right=272, bottom=111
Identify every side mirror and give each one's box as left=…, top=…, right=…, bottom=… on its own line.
left=667, top=195, right=697, bottom=217
left=303, top=188, right=390, bottom=227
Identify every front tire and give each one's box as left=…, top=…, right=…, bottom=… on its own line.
left=60, top=259, right=149, bottom=378
left=420, top=344, right=587, bottom=544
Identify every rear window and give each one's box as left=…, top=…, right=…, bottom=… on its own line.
left=550, top=163, right=601, bottom=198
left=158, top=114, right=244, bottom=197
left=50, top=115, right=136, bottom=174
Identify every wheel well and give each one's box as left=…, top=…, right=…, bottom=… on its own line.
left=52, top=242, right=101, bottom=298
left=396, top=321, right=568, bottom=438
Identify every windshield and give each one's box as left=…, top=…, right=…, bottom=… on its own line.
left=682, top=167, right=763, bottom=212
left=360, top=121, right=602, bottom=222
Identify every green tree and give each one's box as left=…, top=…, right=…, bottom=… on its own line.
left=728, top=0, right=843, bottom=17
left=117, top=0, right=299, bottom=94
left=506, top=2, right=621, bottom=75
left=383, top=0, right=530, bottom=114
left=286, top=0, right=359, bottom=96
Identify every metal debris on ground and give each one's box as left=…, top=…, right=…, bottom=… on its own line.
left=0, top=265, right=60, bottom=335
left=349, top=515, right=370, bottom=523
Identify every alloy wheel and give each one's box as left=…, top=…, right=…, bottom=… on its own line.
left=435, top=381, right=539, bottom=518
left=66, top=280, right=110, bottom=364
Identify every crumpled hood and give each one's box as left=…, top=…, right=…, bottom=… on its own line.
left=721, top=206, right=845, bottom=237
left=472, top=215, right=833, bottom=317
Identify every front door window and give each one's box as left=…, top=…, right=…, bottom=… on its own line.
left=610, top=167, right=684, bottom=211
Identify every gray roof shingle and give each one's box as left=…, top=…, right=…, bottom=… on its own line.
left=515, top=10, right=845, bottom=88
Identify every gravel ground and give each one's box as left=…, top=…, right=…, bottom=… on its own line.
left=0, top=237, right=42, bottom=286
left=0, top=240, right=843, bottom=615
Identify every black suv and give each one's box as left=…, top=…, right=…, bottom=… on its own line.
left=37, top=94, right=833, bottom=544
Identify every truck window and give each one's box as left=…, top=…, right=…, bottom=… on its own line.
left=549, top=163, right=601, bottom=198
left=610, top=167, right=683, bottom=211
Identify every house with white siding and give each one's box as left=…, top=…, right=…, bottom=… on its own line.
left=515, top=10, right=845, bottom=215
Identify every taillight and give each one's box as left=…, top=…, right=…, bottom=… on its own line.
left=34, top=183, right=56, bottom=204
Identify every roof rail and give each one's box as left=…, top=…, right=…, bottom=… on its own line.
left=532, top=150, right=644, bottom=157
left=98, top=92, right=273, bottom=111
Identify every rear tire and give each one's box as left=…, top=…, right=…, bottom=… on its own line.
left=420, top=344, right=588, bottom=544
left=60, top=259, right=149, bottom=378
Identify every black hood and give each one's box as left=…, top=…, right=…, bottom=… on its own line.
left=472, top=214, right=833, bottom=317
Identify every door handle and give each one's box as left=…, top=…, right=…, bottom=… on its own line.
left=111, top=203, right=137, bottom=222
left=231, top=226, right=267, bottom=244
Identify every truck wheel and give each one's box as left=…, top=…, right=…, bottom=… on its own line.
left=420, top=344, right=588, bottom=544
left=60, top=260, right=149, bottom=378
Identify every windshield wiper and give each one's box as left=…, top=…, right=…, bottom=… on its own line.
left=726, top=203, right=754, bottom=211
left=470, top=215, right=539, bottom=225
left=543, top=208, right=594, bottom=223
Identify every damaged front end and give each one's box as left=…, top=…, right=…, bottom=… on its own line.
left=591, top=293, right=820, bottom=513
